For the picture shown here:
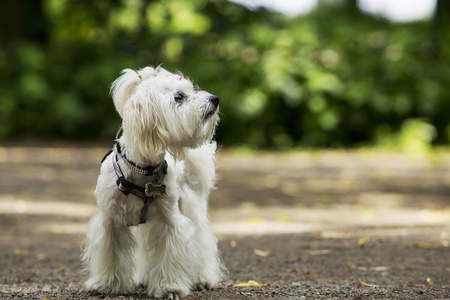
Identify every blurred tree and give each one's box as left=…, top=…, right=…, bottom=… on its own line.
left=0, top=0, right=48, bottom=43
left=0, top=0, right=448, bottom=150
left=433, top=0, right=450, bottom=57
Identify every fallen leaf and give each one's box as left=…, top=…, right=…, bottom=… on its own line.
left=358, top=278, right=379, bottom=287
left=234, top=281, right=267, bottom=287
left=253, top=249, right=274, bottom=257
left=234, top=280, right=277, bottom=287
left=407, top=284, right=420, bottom=288
left=358, top=237, right=370, bottom=246
left=14, top=248, right=26, bottom=256
left=353, top=204, right=375, bottom=218
left=426, top=278, right=433, bottom=285
left=307, top=249, right=331, bottom=255
left=276, top=216, right=290, bottom=223
left=230, top=240, right=237, bottom=248
left=246, top=217, right=263, bottom=224
left=348, top=262, right=390, bottom=271
left=415, top=242, right=440, bottom=249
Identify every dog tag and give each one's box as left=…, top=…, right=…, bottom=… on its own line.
left=145, top=182, right=166, bottom=197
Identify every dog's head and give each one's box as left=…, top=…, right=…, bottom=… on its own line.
left=111, top=66, right=219, bottom=161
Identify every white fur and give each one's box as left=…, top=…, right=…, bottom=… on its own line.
left=82, top=66, right=225, bottom=299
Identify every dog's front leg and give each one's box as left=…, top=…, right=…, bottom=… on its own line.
left=138, top=198, right=199, bottom=299
left=82, top=213, right=135, bottom=294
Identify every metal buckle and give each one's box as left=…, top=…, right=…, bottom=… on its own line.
left=145, top=182, right=166, bottom=197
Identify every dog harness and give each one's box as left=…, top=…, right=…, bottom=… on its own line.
left=102, top=143, right=168, bottom=225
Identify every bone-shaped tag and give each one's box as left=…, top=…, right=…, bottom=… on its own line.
left=145, top=182, right=166, bottom=197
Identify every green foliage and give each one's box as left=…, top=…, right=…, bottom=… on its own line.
left=375, top=118, right=437, bottom=154
left=0, top=0, right=449, bottom=149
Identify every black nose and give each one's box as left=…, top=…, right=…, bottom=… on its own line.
left=209, top=95, right=219, bottom=107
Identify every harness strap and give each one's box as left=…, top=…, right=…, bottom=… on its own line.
left=101, top=149, right=113, bottom=163
left=107, top=149, right=167, bottom=225
left=113, top=157, right=148, bottom=198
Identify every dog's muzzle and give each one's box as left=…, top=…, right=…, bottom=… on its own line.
left=209, top=95, right=219, bottom=108
left=204, top=95, right=219, bottom=120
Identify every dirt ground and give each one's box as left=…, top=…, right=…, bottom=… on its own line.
left=0, top=144, right=449, bottom=299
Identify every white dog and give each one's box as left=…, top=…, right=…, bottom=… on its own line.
left=82, top=66, right=225, bottom=299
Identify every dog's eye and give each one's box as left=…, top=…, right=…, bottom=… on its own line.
left=174, top=92, right=185, bottom=103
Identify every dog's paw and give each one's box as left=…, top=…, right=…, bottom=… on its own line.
left=151, top=289, right=185, bottom=300
left=84, top=279, right=128, bottom=295
left=165, top=291, right=181, bottom=300
left=194, top=283, right=213, bottom=292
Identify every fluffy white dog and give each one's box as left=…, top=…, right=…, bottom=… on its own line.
left=82, top=66, right=225, bottom=299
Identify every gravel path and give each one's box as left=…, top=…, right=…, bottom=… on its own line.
left=0, top=145, right=449, bottom=299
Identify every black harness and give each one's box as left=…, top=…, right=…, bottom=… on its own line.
left=102, top=143, right=168, bottom=225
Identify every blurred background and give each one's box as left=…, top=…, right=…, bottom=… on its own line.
left=1, top=2, right=450, bottom=296
left=0, top=0, right=448, bottom=151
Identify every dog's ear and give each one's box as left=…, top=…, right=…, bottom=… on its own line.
left=110, top=69, right=141, bottom=118
left=122, top=89, right=170, bottom=162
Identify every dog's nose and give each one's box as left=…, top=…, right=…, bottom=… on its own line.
left=209, top=95, right=219, bottom=107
